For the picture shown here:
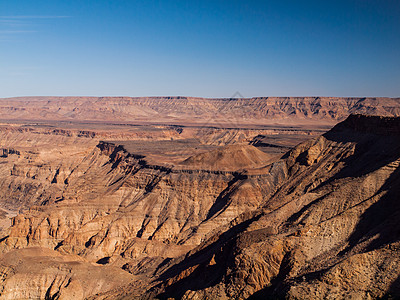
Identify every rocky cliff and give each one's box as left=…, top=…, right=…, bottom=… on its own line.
left=0, top=128, right=288, bottom=298
left=0, top=114, right=400, bottom=299
left=140, top=114, right=400, bottom=299
left=1, top=96, right=400, bottom=126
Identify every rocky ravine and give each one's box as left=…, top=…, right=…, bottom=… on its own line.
left=140, top=115, right=400, bottom=299
left=0, top=115, right=399, bottom=299
left=0, top=127, right=288, bottom=298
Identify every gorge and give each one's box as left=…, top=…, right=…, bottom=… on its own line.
left=0, top=97, right=399, bottom=299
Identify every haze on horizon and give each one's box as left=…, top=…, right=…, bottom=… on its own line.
left=0, top=0, right=399, bottom=99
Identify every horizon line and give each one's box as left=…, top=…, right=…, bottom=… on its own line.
left=0, top=95, right=399, bottom=100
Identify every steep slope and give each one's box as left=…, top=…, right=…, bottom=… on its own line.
left=143, top=115, right=400, bottom=299
left=0, top=140, right=287, bottom=254
left=0, top=128, right=99, bottom=211
left=0, top=138, right=287, bottom=298
left=1, top=114, right=400, bottom=299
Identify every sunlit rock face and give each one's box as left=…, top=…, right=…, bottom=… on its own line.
left=1, top=96, right=400, bottom=126
left=0, top=105, right=400, bottom=299
left=144, top=115, right=400, bottom=300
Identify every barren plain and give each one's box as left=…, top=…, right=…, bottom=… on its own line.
left=0, top=96, right=399, bottom=299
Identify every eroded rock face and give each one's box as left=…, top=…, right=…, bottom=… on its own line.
left=0, top=120, right=292, bottom=298
left=1, top=96, right=400, bottom=126
left=0, top=247, right=133, bottom=300
left=144, top=115, right=400, bottom=299
left=0, top=128, right=288, bottom=299
left=2, top=141, right=287, bottom=256
left=1, top=114, right=400, bottom=299
left=0, top=129, right=100, bottom=211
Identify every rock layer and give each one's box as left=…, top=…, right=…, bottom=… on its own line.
left=143, top=115, right=400, bottom=299
left=0, top=114, right=400, bottom=299
left=1, top=96, right=400, bottom=126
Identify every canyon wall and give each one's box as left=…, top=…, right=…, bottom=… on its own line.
left=1, top=96, right=400, bottom=126
left=0, top=113, right=399, bottom=299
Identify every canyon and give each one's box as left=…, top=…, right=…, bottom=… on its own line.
left=0, top=96, right=399, bottom=299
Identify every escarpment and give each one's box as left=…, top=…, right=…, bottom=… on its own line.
left=0, top=132, right=288, bottom=300
left=1, top=96, right=400, bottom=126
left=2, top=140, right=287, bottom=254
left=0, top=114, right=400, bottom=299
left=142, top=115, right=400, bottom=299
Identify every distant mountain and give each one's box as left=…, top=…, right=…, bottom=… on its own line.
left=1, top=96, right=400, bottom=126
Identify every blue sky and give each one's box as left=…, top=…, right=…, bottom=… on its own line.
left=0, top=0, right=399, bottom=98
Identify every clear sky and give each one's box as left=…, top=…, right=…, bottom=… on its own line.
left=0, top=0, right=399, bottom=98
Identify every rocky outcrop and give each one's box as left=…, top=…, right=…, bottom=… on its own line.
left=332, top=113, right=400, bottom=135
left=0, top=133, right=288, bottom=291
left=144, top=115, right=400, bottom=299
left=1, top=114, right=400, bottom=299
left=0, top=129, right=100, bottom=211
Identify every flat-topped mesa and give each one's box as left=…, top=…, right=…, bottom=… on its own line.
left=331, top=114, right=400, bottom=135
left=1, top=96, right=400, bottom=126
left=180, top=144, right=275, bottom=171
